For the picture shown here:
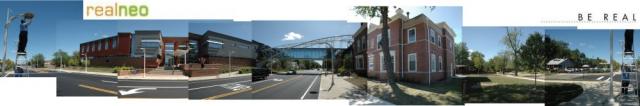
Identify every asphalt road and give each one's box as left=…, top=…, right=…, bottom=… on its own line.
left=188, top=76, right=252, bottom=99
left=6, top=69, right=118, bottom=96
left=252, top=74, right=321, bottom=99
left=118, top=79, right=188, bottom=98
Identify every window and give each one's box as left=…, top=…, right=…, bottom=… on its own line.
left=379, top=51, right=395, bottom=72
left=408, top=53, right=417, bottom=72
left=368, top=55, right=374, bottom=71
left=207, top=40, right=223, bottom=49
left=104, top=40, right=109, bottom=50
left=237, top=44, right=249, bottom=49
left=408, top=28, right=416, bottom=43
left=429, top=28, right=436, bottom=43
left=439, top=55, right=443, bottom=72
left=112, top=38, right=117, bottom=48
left=141, top=40, right=161, bottom=48
left=356, top=55, right=364, bottom=70
left=377, top=34, right=382, bottom=49
left=431, top=53, right=436, bottom=72
left=98, top=41, right=102, bottom=51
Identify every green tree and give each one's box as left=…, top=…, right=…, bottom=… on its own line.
left=52, top=49, right=70, bottom=67
left=520, top=32, right=547, bottom=73
left=68, top=51, right=81, bottom=66
left=29, top=53, right=45, bottom=68
left=1, top=59, right=14, bottom=71
left=470, top=51, right=485, bottom=72
left=455, top=42, right=471, bottom=66
left=502, top=27, right=522, bottom=76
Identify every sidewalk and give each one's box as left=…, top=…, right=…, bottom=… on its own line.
left=189, top=72, right=250, bottom=81
left=500, top=74, right=622, bottom=105
left=53, top=68, right=117, bottom=77
left=318, top=74, right=393, bottom=105
left=118, top=70, right=188, bottom=80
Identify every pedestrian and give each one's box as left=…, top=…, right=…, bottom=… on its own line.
left=18, top=12, right=34, bottom=55
left=624, top=29, right=634, bottom=55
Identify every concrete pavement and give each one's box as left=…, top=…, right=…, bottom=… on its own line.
left=318, top=74, right=392, bottom=105
left=188, top=75, right=252, bottom=99
left=252, top=74, right=320, bottom=99
left=118, top=79, right=188, bottom=98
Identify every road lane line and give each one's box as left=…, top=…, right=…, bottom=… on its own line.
left=204, top=88, right=252, bottom=100
left=78, top=84, right=118, bottom=95
left=596, top=76, right=604, bottom=80
left=118, top=86, right=188, bottom=89
left=188, top=80, right=251, bottom=91
left=251, top=75, right=302, bottom=94
left=300, top=75, right=319, bottom=100
left=102, top=80, right=117, bottom=84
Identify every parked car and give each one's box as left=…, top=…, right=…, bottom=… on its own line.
left=286, top=69, right=297, bottom=75
left=252, top=68, right=271, bottom=81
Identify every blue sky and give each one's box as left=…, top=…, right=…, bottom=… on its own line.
left=547, top=29, right=640, bottom=63
left=463, top=27, right=573, bottom=60
left=252, top=21, right=361, bottom=47
left=1, top=1, right=187, bottom=60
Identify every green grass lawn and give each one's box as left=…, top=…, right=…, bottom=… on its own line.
left=368, top=78, right=463, bottom=105
left=463, top=75, right=545, bottom=103
left=545, top=83, right=583, bottom=106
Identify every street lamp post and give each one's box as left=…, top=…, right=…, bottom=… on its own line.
left=83, top=53, right=87, bottom=72
left=141, top=48, right=146, bottom=78
left=228, top=50, right=235, bottom=77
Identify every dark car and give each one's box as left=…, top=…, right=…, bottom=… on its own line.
left=252, top=68, right=270, bottom=81
left=286, top=69, right=297, bottom=75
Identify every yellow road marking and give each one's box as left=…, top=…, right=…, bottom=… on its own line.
left=251, top=75, right=302, bottom=94
left=205, top=88, right=252, bottom=100
left=78, top=84, right=118, bottom=95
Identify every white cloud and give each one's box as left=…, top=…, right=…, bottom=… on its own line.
left=282, top=32, right=303, bottom=41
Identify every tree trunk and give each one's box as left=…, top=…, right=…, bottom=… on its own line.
left=380, top=6, right=396, bottom=85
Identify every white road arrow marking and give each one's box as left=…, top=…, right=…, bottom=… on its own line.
left=596, top=76, right=604, bottom=80
left=119, top=88, right=157, bottom=95
left=273, top=78, right=283, bottom=82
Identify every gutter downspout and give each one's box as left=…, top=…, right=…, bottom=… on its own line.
left=400, top=15, right=404, bottom=80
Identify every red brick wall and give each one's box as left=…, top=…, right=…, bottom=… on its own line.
left=366, top=17, right=453, bottom=84
left=89, top=56, right=159, bottom=68
left=80, top=33, right=131, bottom=57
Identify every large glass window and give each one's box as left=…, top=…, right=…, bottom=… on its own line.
left=141, top=40, right=161, bottom=48
left=408, top=28, right=416, bottom=43
left=408, top=53, right=417, bottom=72
left=207, top=40, right=223, bottom=49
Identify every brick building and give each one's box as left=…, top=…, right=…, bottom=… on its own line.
left=79, top=30, right=189, bottom=69
left=366, top=9, right=456, bottom=85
